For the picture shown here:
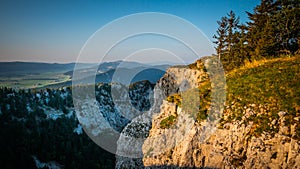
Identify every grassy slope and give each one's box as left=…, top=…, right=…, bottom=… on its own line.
left=164, top=55, right=300, bottom=138
left=227, top=56, right=300, bottom=113
left=224, top=55, right=300, bottom=137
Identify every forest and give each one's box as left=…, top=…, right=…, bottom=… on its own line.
left=213, top=0, right=300, bottom=71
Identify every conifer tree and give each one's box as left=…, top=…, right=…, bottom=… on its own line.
left=213, top=16, right=228, bottom=60
left=214, top=0, right=300, bottom=69
left=214, top=11, right=241, bottom=70
left=246, top=0, right=277, bottom=59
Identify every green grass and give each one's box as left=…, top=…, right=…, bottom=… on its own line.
left=227, top=56, right=300, bottom=110
left=225, top=55, right=300, bottom=136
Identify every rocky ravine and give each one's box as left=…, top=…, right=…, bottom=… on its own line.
left=116, top=58, right=300, bottom=169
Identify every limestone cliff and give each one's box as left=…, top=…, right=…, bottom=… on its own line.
left=116, top=62, right=209, bottom=168
left=143, top=105, right=300, bottom=168
left=116, top=56, right=300, bottom=169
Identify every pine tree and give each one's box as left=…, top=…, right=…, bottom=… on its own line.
left=213, top=0, right=300, bottom=70
left=227, top=11, right=240, bottom=53
left=213, top=11, right=241, bottom=70
left=246, top=0, right=277, bottom=59
left=213, top=16, right=228, bottom=60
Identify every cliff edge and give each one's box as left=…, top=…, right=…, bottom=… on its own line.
left=117, top=56, right=300, bottom=169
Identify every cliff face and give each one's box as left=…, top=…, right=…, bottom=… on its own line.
left=143, top=108, right=300, bottom=168
left=116, top=57, right=300, bottom=169
left=116, top=64, right=209, bottom=168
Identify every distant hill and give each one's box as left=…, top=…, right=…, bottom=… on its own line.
left=0, top=62, right=95, bottom=75
left=64, top=60, right=154, bottom=77
left=93, top=66, right=168, bottom=85
left=42, top=65, right=169, bottom=89
left=0, top=60, right=171, bottom=89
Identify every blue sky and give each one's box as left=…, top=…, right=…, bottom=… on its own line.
left=0, top=0, right=260, bottom=63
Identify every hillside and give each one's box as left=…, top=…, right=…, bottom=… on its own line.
left=156, top=55, right=300, bottom=138
left=223, top=56, right=300, bottom=137
left=116, top=55, right=300, bottom=168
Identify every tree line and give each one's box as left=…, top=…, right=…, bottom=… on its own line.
left=213, top=0, right=300, bottom=71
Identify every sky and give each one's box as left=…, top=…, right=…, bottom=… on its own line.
left=0, top=0, right=261, bottom=63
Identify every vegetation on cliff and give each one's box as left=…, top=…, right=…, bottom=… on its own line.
left=164, top=55, right=299, bottom=138
left=162, top=0, right=300, bottom=139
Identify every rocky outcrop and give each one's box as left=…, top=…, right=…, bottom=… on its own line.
left=116, top=61, right=210, bottom=168
left=143, top=109, right=300, bottom=168
left=73, top=80, right=155, bottom=155
left=116, top=57, right=300, bottom=169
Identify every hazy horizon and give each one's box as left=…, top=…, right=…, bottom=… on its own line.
left=0, top=59, right=184, bottom=65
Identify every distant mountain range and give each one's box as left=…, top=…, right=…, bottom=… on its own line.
left=0, top=60, right=171, bottom=88
left=0, top=62, right=96, bottom=76
left=0, top=60, right=169, bottom=75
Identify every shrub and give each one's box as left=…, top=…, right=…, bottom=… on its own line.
left=160, top=115, right=177, bottom=129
